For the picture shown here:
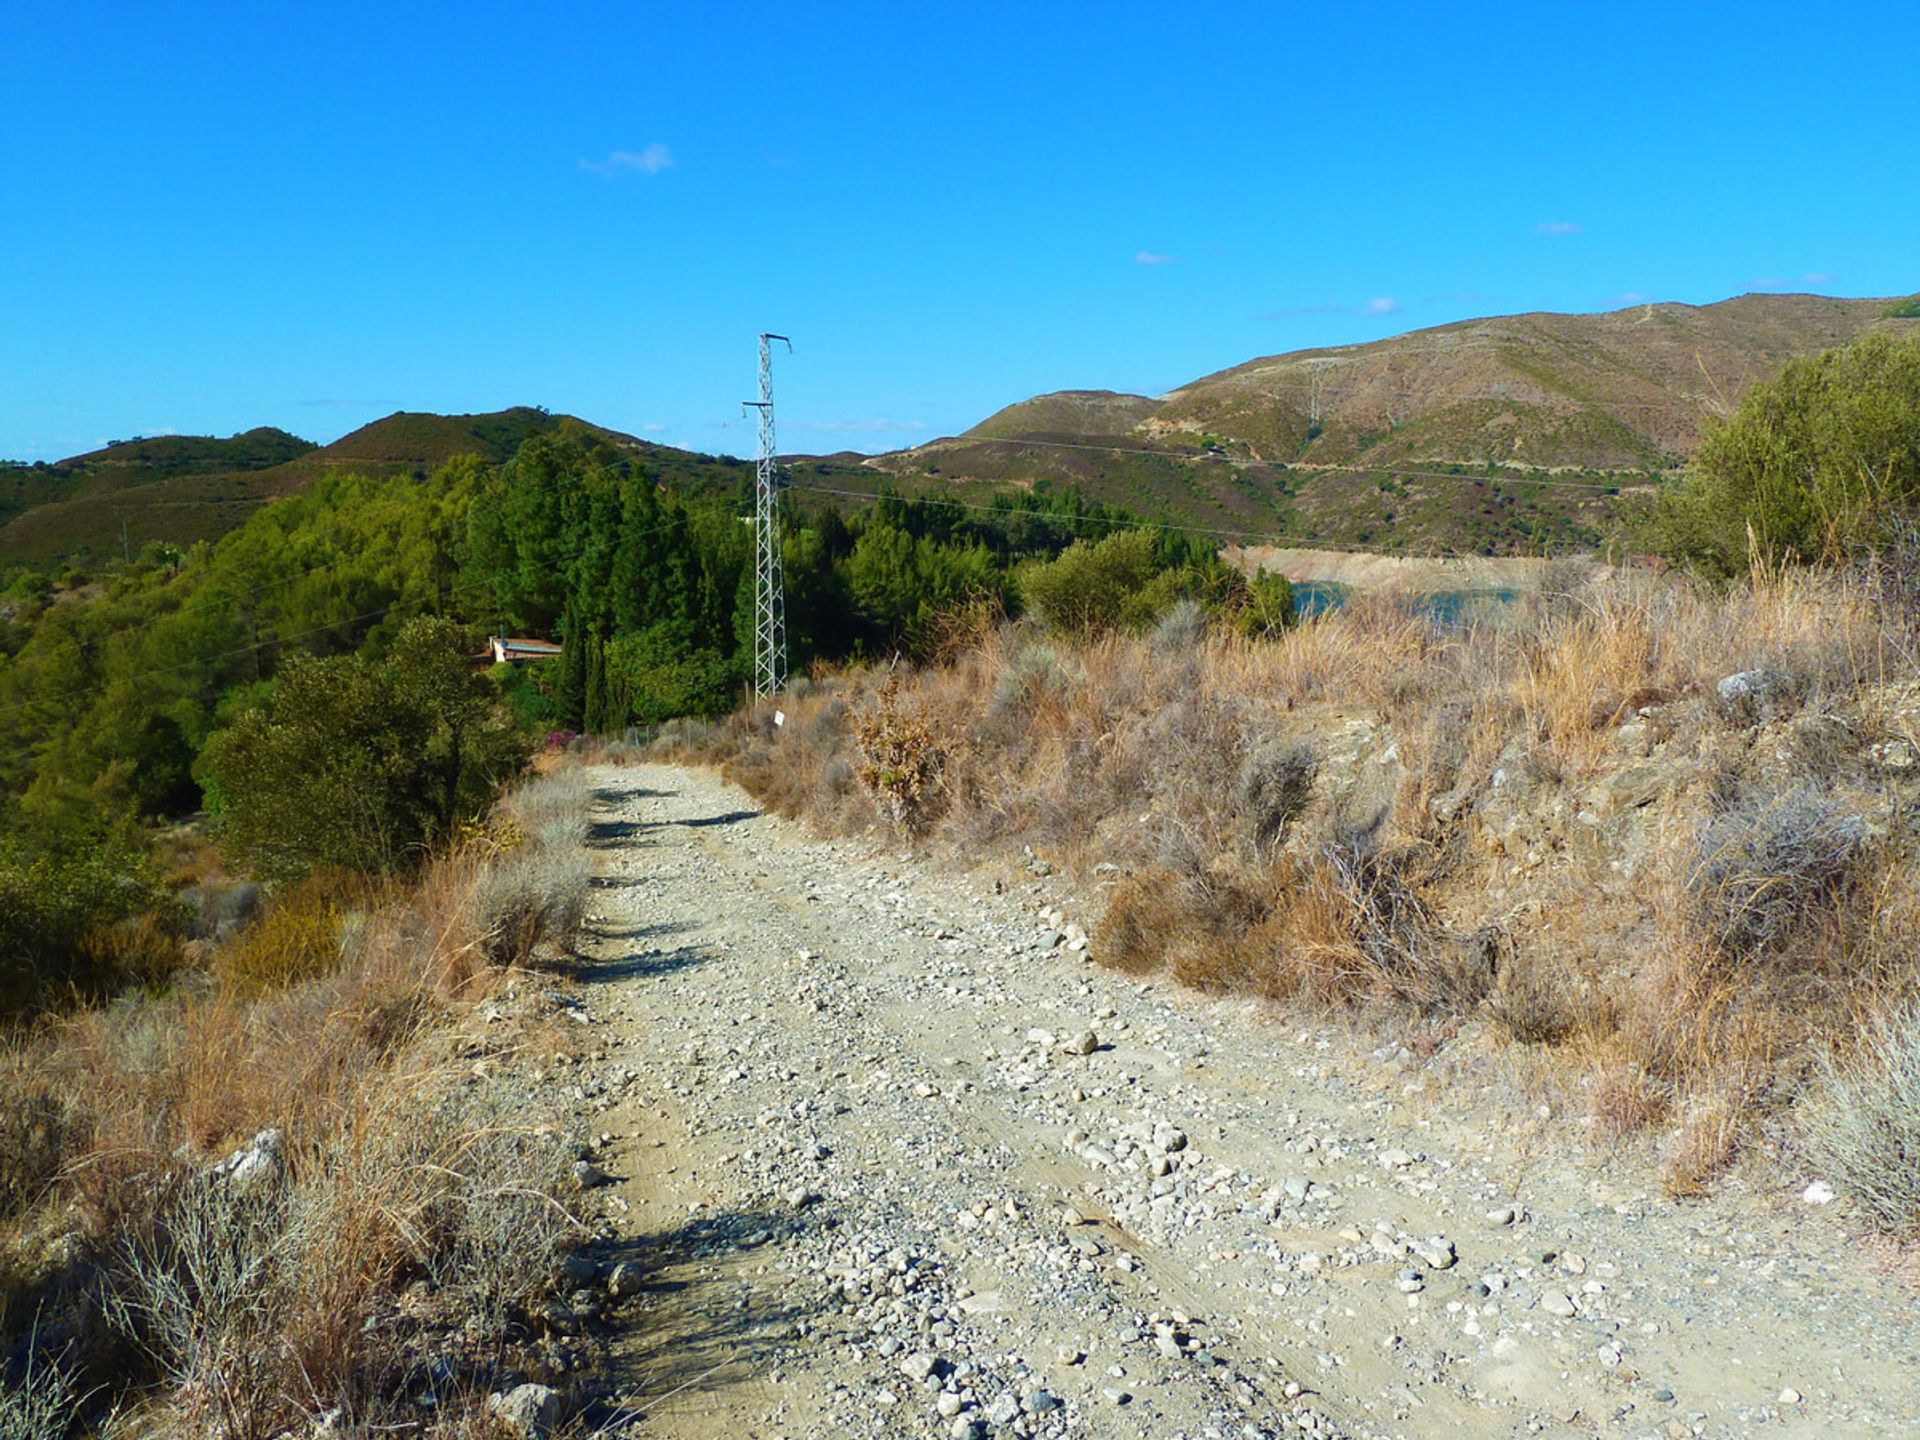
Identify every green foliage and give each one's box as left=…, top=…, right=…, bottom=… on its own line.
left=1019, top=531, right=1162, bottom=635
left=1653, top=332, right=1920, bottom=573
left=203, top=617, right=530, bottom=880
left=0, top=831, right=179, bottom=1019
left=1883, top=295, right=1920, bottom=319
left=1230, top=567, right=1297, bottom=637
left=1018, top=529, right=1233, bottom=636
left=843, top=524, right=1007, bottom=652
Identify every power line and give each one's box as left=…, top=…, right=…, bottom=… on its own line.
left=744, top=334, right=792, bottom=699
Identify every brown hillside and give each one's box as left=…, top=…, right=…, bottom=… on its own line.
left=866, top=291, right=1912, bottom=553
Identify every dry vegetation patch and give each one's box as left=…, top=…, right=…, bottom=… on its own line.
left=0, top=769, right=598, bottom=1436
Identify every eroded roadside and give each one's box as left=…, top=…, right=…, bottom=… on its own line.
left=555, top=763, right=1919, bottom=1440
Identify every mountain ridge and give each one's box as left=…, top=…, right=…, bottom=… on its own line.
left=5, top=291, right=1914, bottom=565
left=864, top=290, right=1915, bottom=550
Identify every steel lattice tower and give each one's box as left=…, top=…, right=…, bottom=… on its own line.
left=745, top=333, right=791, bottom=699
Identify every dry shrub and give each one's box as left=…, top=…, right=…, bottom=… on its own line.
left=1099, top=868, right=1188, bottom=976
left=1804, top=1002, right=1920, bottom=1233
left=474, top=843, right=590, bottom=966
left=1589, top=1064, right=1669, bottom=1140
left=498, top=766, right=593, bottom=851
left=1661, top=1098, right=1742, bottom=1196
left=0, top=1344, right=79, bottom=1440
left=1, top=765, right=591, bottom=1428
left=1097, top=865, right=1273, bottom=986
left=1485, top=949, right=1598, bottom=1046
left=1278, top=840, right=1495, bottom=1010
left=1239, top=740, right=1315, bottom=853
left=854, top=670, right=949, bottom=832
left=0, top=1087, right=83, bottom=1226
left=72, top=909, right=190, bottom=993
left=1686, top=785, right=1868, bottom=958
left=1511, top=587, right=1662, bottom=776
left=213, top=875, right=363, bottom=996
left=990, top=641, right=1069, bottom=718
left=102, top=1082, right=577, bottom=1439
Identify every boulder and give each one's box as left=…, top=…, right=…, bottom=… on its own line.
left=209, top=1128, right=284, bottom=1194
left=488, top=1383, right=562, bottom=1438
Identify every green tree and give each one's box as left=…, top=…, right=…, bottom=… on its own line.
left=1656, top=332, right=1920, bottom=573
left=204, top=617, right=529, bottom=879
left=1229, top=568, right=1297, bottom=637
left=1018, top=529, right=1163, bottom=635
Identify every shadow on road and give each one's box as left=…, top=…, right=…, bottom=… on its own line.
left=587, top=815, right=653, bottom=846
left=575, top=944, right=712, bottom=984
left=585, top=1207, right=829, bottom=1427
left=592, top=784, right=673, bottom=805
left=587, top=918, right=697, bottom=944
left=588, top=808, right=761, bottom=846
left=677, top=809, right=760, bottom=829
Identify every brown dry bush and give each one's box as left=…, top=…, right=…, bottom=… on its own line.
left=1588, top=1063, right=1670, bottom=1140
left=213, top=871, right=368, bottom=996
left=854, top=670, right=951, bottom=833
left=1661, top=1097, right=1743, bottom=1197
left=1484, top=948, right=1602, bottom=1047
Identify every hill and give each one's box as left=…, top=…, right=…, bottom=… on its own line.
left=6, top=291, right=1914, bottom=566
left=0, top=410, right=669, bottom=566
left=866, top=291, right=1915, bottom=553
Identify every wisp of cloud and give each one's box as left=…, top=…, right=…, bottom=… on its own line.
left=581, top=143, right=674, bottom=177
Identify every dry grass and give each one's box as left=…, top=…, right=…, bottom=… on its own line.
left=1805, top=1001, right=1920, bottom=1233
left=666, top=562, right=1920, bottom=1219
left=0, top=768, right=594, bottom=1433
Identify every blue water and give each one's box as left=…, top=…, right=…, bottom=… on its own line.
left=1292, top=580, right=1519, bottom=624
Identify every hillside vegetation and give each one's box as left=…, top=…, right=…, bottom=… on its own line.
left=0, top=408, right=745, bottom=567
left=869, top=291, right=1918, bottom=553
left=9, top=292, right=1914, bottom=569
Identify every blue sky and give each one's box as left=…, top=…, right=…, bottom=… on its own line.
left=2, top=1, right=1915, bottom=461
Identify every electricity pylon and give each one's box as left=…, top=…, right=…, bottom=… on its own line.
left=743, top=333, right=791, bottom=699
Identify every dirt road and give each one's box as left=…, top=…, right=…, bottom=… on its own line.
left=562, top=764, right=1919, bottom=1439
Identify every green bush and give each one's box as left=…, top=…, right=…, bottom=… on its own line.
left=1654, top=332, right=1920, bottom=573
left=1229, top=568, right=1296, bottom=637
left=1019, top=530, right=1166, bottom=635
left=0, top=837, right=179, bottom=1018
left=203, top=617, right=531, bottom=880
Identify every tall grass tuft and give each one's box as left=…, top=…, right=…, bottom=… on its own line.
left=1805, top=1004, right=1920, bottom=1233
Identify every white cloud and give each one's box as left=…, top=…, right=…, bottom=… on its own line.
left=1134, top=251, right=1176, bottom=266
left=1802, top=271, right=1834, bottom=284
left=580, top=143, right=674, bottom=177
left=1360, top=296, right=1400, bottom=316
left=1536, top=221, right=1582, bottom=236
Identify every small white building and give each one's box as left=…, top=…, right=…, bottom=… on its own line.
left=488, top=635, right=563, bottom=665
